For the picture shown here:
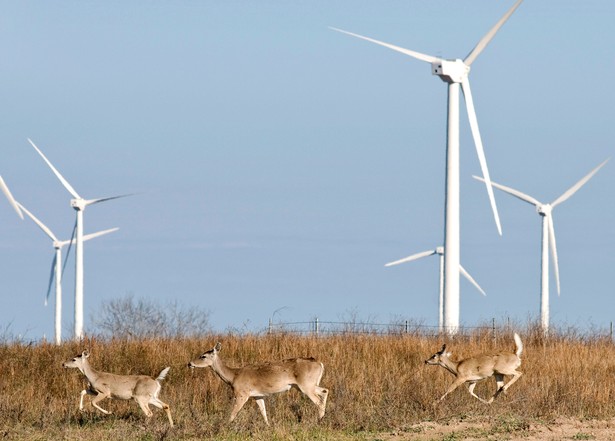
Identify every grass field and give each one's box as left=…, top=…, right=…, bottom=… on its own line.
left=1, top=328, right=614, bottom=440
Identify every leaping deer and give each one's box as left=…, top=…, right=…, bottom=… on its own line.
left=62, top=350, right=174, bottom=426
left=425, top=333, right=523, bottom=404
left=188, top=342, right=328, bottom=425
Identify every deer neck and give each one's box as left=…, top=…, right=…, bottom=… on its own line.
left=439, top=356, right=460, bottom=377
left=211, top=356, right=237, bottom=386
left=80, top=359, right=101, bottom=383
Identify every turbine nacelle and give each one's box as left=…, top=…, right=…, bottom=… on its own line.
left=71, top=198, right=86, bottom=211
left=537, top=204, right=552, bottom=217
left=432, top=59, right=470, bottom=84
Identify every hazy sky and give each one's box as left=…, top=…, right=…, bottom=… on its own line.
left=1, top=1, right=613, bottom=340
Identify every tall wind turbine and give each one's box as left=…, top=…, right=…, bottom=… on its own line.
left=0, top=176, right=24, bottom=219
left=386, top=246, right=486, bottom=333
left=331, top=0, right=523, bottom=333
left=474, top=158, right=609, bottom=333
left=27, top=138, right=128, bottom=340
left=16, top=202, right=117, bottom=345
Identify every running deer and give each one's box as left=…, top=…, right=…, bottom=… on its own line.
left=425, top=333, right=523, bottom=404
left=62, top=350, right=174, bottom=426
left=188, top=342, right=328, bottom=425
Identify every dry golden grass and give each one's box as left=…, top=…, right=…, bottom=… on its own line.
left=1, top=328, right=615, bottom=440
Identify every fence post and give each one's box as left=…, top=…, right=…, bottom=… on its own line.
left=268, top=318, right=272, bottom=335
left=492, top=318, right=496, bottom=344
left=405, top=320, right=409, bottom=334
left=314, top=317, right=319, bottom=337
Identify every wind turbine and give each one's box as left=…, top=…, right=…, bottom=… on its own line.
left=331, top=0, right=523, bottom=333
left=386, top=246, right=486, bottom=333
left=27, top=138, right=128, bottom=340
left=15, top=202, right=118, bottom=345
left=474, top=158, right=609, bottom=333
left=0, top=176, right=24, bottom=219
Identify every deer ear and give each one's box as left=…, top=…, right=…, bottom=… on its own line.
left=214, top=342, right=222, bottom=352
left=439, top=344, right=446, bottom=353
left=82, top=350, right=90, bottom=358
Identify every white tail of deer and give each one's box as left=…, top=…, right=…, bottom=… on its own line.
left=62, top=350, right=174, bottom=426
left=188, top=342, right=329, bottom=425
left=425, top=333, right=523, bottom=404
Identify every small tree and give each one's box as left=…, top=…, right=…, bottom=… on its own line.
left=92, top=294, right=211, bottom=339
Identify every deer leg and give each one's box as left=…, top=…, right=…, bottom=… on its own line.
left=302, top=387, right=329, bottom=419
left=487, top=374, right=506, bottom=403
left=79, top=389, right=95, bottom=411
left=439, top=377, right=466, bottom=401
left=255, top=398, right=269, bottom=425
left=135, top=396, right=154, bottom=418
left=149, top=397, right=174, bottom=427
left=229, top=393, right=249, bottom=423
left=90, top=391, right=112, bottom=415
left=490, top=371, right=522, bottom=403
left=467, top=382, right=490, bottom=404
left=316, top=386, right=329, bottom=418
left=501, top=371, right=522, bottom=393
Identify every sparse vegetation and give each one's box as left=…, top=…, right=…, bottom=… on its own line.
left=0, top=327, right=614, bottom=440
left=92, top=294, right=211, bottom=339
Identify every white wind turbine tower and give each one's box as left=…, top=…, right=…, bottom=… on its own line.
left=474, top=158, right=609, bottom=333
left=386, top=246, right=486, bottom=333
left=15, top=201, right=118, bottom=345
left=27, top=138, right=128, bottom=340
left=331, top=0, right=524, bottom=333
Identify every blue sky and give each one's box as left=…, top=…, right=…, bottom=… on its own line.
left=1, top=1, right=613, bottom=340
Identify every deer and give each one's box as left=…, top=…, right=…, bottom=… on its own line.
left=188, top=342, right=328, bottom=425
left=425, top=333, right=523, bottom=404
left=62, top=350, right=174, bottom=426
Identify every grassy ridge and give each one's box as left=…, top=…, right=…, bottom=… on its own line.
left=1, top=329, right=614, bottom=439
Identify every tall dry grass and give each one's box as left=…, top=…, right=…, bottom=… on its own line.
left=1, top=328, right=615, bottom=440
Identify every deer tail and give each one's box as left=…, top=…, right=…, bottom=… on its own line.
left=513, top=333, right=523, bottom=357
left=157, top=367, right=171, bottom=382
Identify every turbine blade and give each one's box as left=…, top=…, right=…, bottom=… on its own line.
left=461, top=78, right=502, bottom=235
left=15, top=202, right=58, bottom=242
left=385, top=249, right=437, bottom=267
left=464, top=0, right=524, bottom=66
left=547, top=215, right=561, bottom=296
left=61, top=217, right=78, bottom=276
left=472, top=175, right=542, bottom=207
left=82, top=227, right=119, bottom=242
left=84, top=193, right=133, bottom=207
left=45, top=253, right=57, bottom=307
left=459, top=264, right=486, bottom=296
left=27, top=138, right=81, bottom=199
left=0, top=176, right=24, bottom=219
left=551, top=158, right=609, bottom=208
left=329, top=27, right=438, bottom=64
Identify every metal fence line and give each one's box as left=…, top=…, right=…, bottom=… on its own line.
left=266, top=317, right=615, bottom=341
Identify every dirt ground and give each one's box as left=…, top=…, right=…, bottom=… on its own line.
left=376, top=417, right=615, bottom=440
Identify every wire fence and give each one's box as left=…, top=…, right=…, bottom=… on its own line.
left=265, top=317, right=615, bottom=341
left=267, top=318, right=500, bottom=337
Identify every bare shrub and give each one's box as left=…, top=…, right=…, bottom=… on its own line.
left=92, top=294, right=211, bottom=339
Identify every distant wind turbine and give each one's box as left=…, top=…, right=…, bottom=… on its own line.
left=474, top=158, right=609, bottom=333
left=331, top=0, right=524, bottom=333
left=16, top=202, right=118, bottom=345
left=386, top=246, right=486, bottom=333
left=0, top=176, right=24, bottom=219
left=27, top=138, right=129, bottom=340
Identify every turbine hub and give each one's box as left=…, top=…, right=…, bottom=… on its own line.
left=537, top=204, right=552, bottom=216
left=71, top=198, right=86, bottom=211
left=431, top=59, right=469, bottom=84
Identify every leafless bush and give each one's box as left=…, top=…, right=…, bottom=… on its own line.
left=92, top=294, right=211, bottom=339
